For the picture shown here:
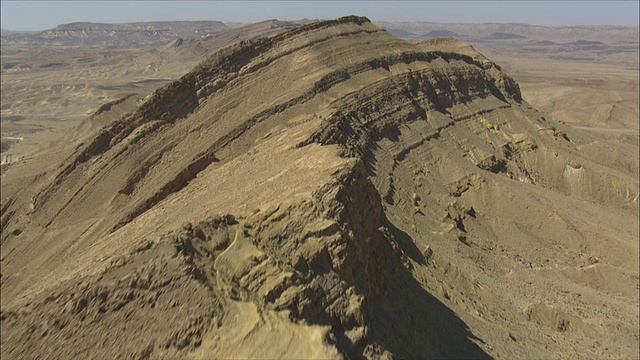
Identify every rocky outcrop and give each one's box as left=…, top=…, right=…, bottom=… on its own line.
left=301, top=55, right=520, bottom=157
left=1, top=161, right=407, bottom=358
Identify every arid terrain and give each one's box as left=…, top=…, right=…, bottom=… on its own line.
left=0, top=20, right=311, bottom=164
left=1, top=16, right=638, bottom=359
left=380, top=21, right=639, bottom=130
left=2, top=20, right=637, bottom=164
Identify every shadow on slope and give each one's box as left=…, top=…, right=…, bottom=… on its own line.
left=370, top=250, right=492, bottom=359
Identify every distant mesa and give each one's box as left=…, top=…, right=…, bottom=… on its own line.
left=268, top=20, right=305, bottom=30
left=422, top=30, right=461, bottom=38
left=373, top=21, right=639, bottom=44
left=1, top=28, right=38, bottom=36
left=483, top=32, right=527, bottom=40
left=51, top=20, right=227, bottom=32
left=2, top=21, right=231, bottom=46
left=526, top=39, right=608, bottom=49
left=569, top=40, right=605, bottom=45
left=529, top=40, right=558, bottom=45
left=383, top=28, right=417, bottom=38
left=563, top=39, right=607, bottom=51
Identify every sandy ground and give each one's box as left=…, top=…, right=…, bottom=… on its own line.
left=483, top=50, right=639, bottom=131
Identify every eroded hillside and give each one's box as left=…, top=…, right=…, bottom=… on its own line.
left=0, top=20, right=310, bottom=164
left=1, top=16, right=638, bottom=359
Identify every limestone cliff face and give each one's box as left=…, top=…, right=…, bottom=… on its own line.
left=1, top=16, right=638, bottom=359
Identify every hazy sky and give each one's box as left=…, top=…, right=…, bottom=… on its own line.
left=1, top=1, right=638, bottom=31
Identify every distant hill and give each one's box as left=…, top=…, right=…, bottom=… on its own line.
left=483, top=32, right=526, bottom=40
left=377, top=21, right=640, bottom=43
left=422, top=30, right=461, bottom=38
left=5, top=21, right=637, bottom=47
left=570, top=40, right=605, bottom=45
left=1, top=29, right=39, bottom=37
left=2, top=21, right=230, bottom=47
left=529, top=40, right=558, bottom=45
left=159, top=20, right=312, bottom=60
left=384, top=28, right=417, bottom=39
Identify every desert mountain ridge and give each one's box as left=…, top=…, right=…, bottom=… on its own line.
left=3, top=18, right=638, bottom=46
left=1, top=21, right=230, bottom=46
left=377, top=21, right=640, bottom=43
left=1, top=15, right=638, bottom=359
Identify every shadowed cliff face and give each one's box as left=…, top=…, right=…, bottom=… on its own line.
left=1, top=16, right=638, bottom=359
